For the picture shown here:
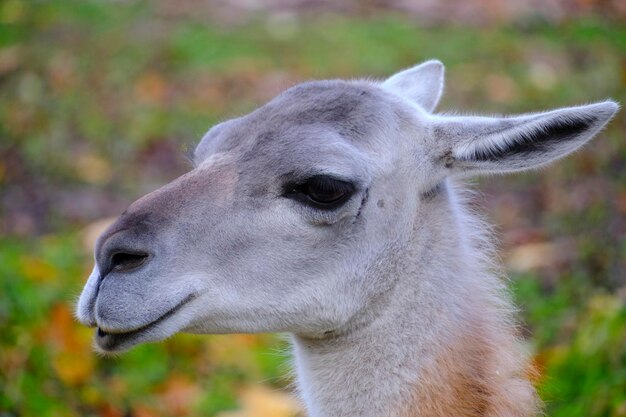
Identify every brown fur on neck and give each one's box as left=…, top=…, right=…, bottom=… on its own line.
left=404, top=312, right=539, bottom=417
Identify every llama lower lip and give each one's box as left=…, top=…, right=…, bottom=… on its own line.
left=95, top=293, right=197, bottom=351
left=95, top=322, right=152, bottom=351
left=96, top=327, right=141, bottom=350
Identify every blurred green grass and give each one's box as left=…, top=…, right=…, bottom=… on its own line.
left=1, top=1, right=625, bottom=416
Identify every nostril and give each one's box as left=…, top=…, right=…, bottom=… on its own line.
left=110, top=252, right=149, bottom=273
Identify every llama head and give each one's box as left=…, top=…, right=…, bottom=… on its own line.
left=76, top=60, right=618, bottom=353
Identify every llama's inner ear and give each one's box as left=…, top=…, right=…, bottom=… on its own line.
left=383, top=60, right=444, bottom=112
left=433, top=101, right=619, bottom=175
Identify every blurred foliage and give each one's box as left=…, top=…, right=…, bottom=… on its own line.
left=0, top=234, right=291, bottom=417
left=1, top=0, right=625, bottom=416
left=515, top=276, right=626, bottom=416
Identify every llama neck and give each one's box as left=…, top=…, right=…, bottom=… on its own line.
left=291, top=184, right=538, bottom=417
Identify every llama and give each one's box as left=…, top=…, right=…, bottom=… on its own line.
left=76, top=60, right=618, bottom=417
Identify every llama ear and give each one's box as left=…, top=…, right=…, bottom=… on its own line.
left=433, top=101, right=619, bottom=175
left=383, top=60, right=444, bottom=112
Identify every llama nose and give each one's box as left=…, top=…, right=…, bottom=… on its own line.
left=96, top=224, right=154, bottom=277
left=97, top=236, right=151, bottom=276
left=95, top=207, right=160, bottom=276
left=106, top=250, right=150, bottom=274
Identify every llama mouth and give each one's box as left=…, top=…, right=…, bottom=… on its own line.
left=95, top=293, right=196, bottom=352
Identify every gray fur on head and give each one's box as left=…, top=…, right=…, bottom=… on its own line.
left=77, top=60, right=618, bottom=417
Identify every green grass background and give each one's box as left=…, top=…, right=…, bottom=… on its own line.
left=1, top=1, right=625, bottom=416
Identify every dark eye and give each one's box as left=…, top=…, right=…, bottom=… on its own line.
left=285, top=175, right=355, bottom=209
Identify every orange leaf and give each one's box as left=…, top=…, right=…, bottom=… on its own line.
left=157, top=374, right=201, bottom=416
left=134, top=72, right=166, bottom=104
left=46, top=304, right=95, bottom=385
left=218, top=385, right=301, bottom=417
left=99, top=404, right=124, bottom=417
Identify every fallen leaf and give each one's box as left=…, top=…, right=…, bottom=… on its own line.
left=158, top=374, right=202, bottom=416
left=218, top=385, right=301, bottom=417
left=47, top=304, right=95, bottom=385
left=98, top=404, right=124, bottom=417
left=134, top=72, right=167, bottom=104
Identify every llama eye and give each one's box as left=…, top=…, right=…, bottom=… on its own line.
left=285, top=175, right=355, bottom=209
